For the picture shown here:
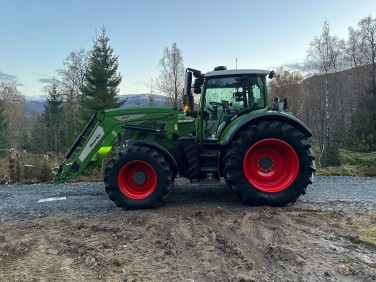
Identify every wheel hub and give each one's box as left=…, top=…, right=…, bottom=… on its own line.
left=132, top=171, right=147, bottom=185
left=258, top=156, right=274, bottom=172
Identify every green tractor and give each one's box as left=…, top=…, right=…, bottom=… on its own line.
left=53, top=66, right=315, bottom=209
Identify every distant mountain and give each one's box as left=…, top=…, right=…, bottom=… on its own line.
left=24, top=94, right=171, bottom=114
left=119, top=94, right=170, bottom=107
left=25, top=100, right=44, bottom=114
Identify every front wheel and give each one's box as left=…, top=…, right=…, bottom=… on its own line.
left=104, top=145, right=174, bottom=209
left=223, top=121, right=315, bottom=207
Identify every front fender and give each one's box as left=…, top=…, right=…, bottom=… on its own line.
left=220, top=111, right=312, bottom=146
left=131, top=140, right=179, bottom=176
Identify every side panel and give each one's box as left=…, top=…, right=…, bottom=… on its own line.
left=219, top=111, right=312, bottom=146
left=79, top=126, right=105, bottom=162
left=177, top=117, right=196, bottom=137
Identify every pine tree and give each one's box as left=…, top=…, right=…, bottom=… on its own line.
left=42, top=81, right=65, bottom=154
left=81, top=26, right=123, bottom=121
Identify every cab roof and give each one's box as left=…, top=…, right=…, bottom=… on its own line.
left=204, top=69, right=270, bottom=77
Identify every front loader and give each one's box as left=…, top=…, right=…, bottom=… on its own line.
left=53, top=66, right=315, bottom=209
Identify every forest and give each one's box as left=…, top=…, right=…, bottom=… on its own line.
left=0, top=17, right=376, bottom=182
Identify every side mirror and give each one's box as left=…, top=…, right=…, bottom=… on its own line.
left=187, top=68, right=202, bottom=78
left=193, top=77, right=204, bottom=94
left=268, top=71, right=275, bottom=79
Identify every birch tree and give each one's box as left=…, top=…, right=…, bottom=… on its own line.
left=306, top=21, right=345, bottom=166
left=157, top=42, right=185, bottom=107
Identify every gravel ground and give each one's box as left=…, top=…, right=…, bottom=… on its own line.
left=1, top=176, right=376, bottom=222
left=299, top=175, right=376, bottom=211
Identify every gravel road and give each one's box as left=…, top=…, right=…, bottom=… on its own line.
left=1, top=176, right=375, bottom=221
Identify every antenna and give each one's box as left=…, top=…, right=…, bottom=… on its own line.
left=236, top=58, right=238, bottom=69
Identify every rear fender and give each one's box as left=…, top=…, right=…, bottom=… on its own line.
left=220, top=111, right=312, bottom=146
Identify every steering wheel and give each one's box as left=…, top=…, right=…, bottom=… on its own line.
left=209, top=101, right=225, bottom=112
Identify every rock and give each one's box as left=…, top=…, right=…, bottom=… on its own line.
left=338, top=264, right=354, bottom=275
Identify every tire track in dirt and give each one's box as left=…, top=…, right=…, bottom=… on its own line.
left=0, top=220, right=97, bottom=281
left=1, top=207, right=376, bottom=281
left=145, top=208, right=270, bottom=281
left=191, top=207, right=312, bottom=281
left=192, top=210, right=267, bottom=268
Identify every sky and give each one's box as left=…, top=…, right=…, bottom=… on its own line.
left=1, top=0, right=375, bottom=99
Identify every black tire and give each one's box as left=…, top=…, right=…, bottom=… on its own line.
left=104, top=145, right=174, bottom=209
left=223, top=120, right=315, bottom=207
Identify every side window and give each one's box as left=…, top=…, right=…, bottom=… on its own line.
left=252, top=84, right=261, bottom=107
left=203, top=75, right=266, bottom=140
left=249, top=79, right=265, bottom=109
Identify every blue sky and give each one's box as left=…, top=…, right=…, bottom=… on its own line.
left=1, top=0, right=375, bottom=98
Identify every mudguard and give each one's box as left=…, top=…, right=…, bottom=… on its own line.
left=220, top=111, right=312, bottom=146
left=131, top=140, right=180, bottom=175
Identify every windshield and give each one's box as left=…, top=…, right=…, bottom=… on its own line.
left=202, top=75, right=265, bottom=140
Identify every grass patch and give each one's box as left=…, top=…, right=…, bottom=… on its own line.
left=340, top=149, right=376, bottom=167
left=317, top=164, right=376, bottom=176
left=0, top=157, right=9, bottom=183
left=358, top=226, right=376, bottom=246
left=316, top=149, right=376, bottom=176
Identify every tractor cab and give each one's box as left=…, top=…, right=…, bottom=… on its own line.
left=183, top=66, right=270, bottom=141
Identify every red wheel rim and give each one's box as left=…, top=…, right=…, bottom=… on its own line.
left=243, top=138, right=299, bottom=193
left=118, top=160, right=157, bottom=199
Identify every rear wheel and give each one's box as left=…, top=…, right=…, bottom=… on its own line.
left=104, top=145, right=174, bottom=209
left=223, top=121, right=315, bottom=206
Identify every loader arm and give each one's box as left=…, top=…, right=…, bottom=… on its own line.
left=53, top=107, right=178, bottom=183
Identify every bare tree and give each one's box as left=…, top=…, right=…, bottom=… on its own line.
left=268, top=67, right=307, bottom=117
left=358, top=16, right=376, bottom=75
left=57, top=49, right=89, bottom=102
left=345, top=27, right=364, bottom=111
left=0, top=82, right=27, bottom=149
left=157, top=42, right=185, bottom=107
left=0, top=82, right=25, bottom=104
left=346, top=27, right=366, bottom=68
left=147, top=77, right=156, bottom=106
left=306, top=21, right=345, bottom=166
left=57, top=49, right=89, bottom=144
left=342, top=16, right=376, bottom=150
left=358, top=16, right=376, bottom=148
